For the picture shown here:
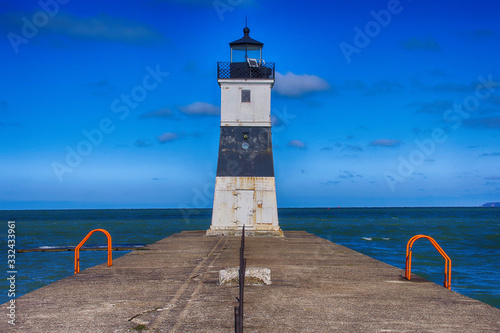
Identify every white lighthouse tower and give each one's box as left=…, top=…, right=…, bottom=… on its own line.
left=207, top=26, right=282, bottom=237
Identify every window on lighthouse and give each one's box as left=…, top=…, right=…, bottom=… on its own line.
left=241, top=90, right=251, bottom=103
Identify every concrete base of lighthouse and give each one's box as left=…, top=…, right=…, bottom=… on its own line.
left=207, top=177, right=283, bottom=237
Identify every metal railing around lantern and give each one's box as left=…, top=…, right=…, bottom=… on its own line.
left=218, top=61, right=275, bottom=80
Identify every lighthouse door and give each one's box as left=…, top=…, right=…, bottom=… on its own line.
left=235, top=190, right=255, bottom=228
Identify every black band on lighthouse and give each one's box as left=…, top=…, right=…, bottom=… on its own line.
left=216, top=126, right=275, bottom=177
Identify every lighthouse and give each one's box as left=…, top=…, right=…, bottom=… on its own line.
left=207, top=26, right=282, bottom=237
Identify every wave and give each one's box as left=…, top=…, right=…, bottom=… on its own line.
left=38, top=246, right=71, bottom=249
left=362, top=237, right=390, bottom=241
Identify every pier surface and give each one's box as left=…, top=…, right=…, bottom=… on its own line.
left=7, top=231, right=500, bottom=332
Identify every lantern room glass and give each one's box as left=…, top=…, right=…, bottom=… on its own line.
left=231, top=45, right=262, bottom=63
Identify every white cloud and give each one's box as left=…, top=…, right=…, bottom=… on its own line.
left=464, top=116, right=500, bottom=129
left=135, top=139, right=152, bottom=148
left=140, top=108, right=173, bottom=119
left=407, top=100, right=453, bottom=114
left=369, top=139, right=402, bottom=147
left=288, top=140, right=306, bottom=149
left=274, top=72, right=329, bottom=97
left=400, top=37, right=440, bottom=51
left=46, top=14, right=163, bottom=44
left=179, top=102, right=220, bottom=116
left=84, top=80, right=114, bottom=95
left=480, top=152, right=500, bottom=157
left=158, top=132, right=178, bottom=143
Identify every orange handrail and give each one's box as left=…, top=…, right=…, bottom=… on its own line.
left=405, top=235, right=451, bottom=289
left=74, top=229, right=112, bottom=274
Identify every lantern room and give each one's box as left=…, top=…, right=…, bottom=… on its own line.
left=218, top=26, right=275, bottom=80
left=230, top=26, right=263, bottom=63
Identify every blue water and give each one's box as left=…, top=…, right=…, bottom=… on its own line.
left=0, top=208, right=499, bottom=308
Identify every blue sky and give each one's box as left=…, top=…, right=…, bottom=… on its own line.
left=1, top=0, right=499, bottom=209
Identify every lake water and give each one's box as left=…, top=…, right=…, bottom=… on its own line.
left=1, top=207, right=498, bottom=308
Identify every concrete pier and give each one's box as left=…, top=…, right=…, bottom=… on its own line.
left=6, top=231, right=500, bottom=332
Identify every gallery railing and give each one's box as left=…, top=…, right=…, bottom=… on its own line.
left=218, top=61, right=275, bottom=79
